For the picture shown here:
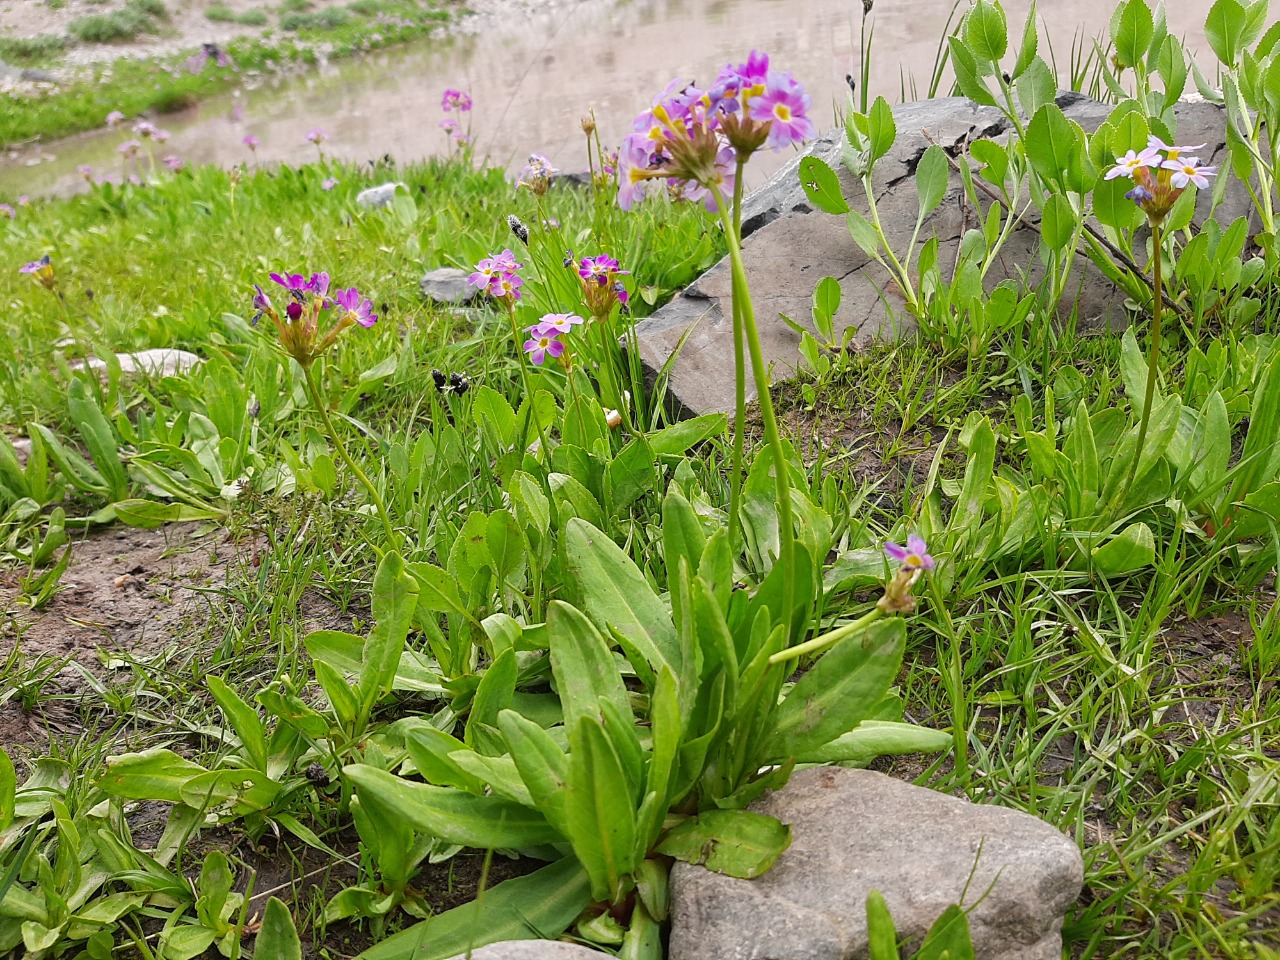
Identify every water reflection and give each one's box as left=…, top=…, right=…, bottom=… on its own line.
left=0, top=0, right=1210, bottom=199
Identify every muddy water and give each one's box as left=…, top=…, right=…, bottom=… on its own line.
left=0, top=0, right=1210, bottom=199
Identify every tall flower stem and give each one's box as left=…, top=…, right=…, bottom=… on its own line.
left=302, top=362, right=400, bottom=550
left=713, top=187, right=796, bottom=630
left=1123, top=219, right=1164, bottom=500
left=507, top=303, right=553, bottom=456
left=728, top=157, right=748, bottom=547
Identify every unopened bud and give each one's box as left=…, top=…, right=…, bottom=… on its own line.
left=581, top=114, right=597, bottom=136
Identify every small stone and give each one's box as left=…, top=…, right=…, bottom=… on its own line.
left=669, top=767, right=1083, bottom=960
left=442, top=942, right=610, bottom=960
left=71, top=349, right=203, bottom=378
left=356, top=182, right=407, bottom=208
left=420, top=267, right=481, bottom=305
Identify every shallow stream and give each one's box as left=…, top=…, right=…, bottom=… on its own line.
left=0, top=0, right=1210, bottom=199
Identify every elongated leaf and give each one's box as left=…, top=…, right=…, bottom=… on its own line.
left=867, top=96, right=896, bottom=162
left=1113, top=0, right=1154, bottom=68
left=769, top=619, right=906, bottom=759
left=344, top=764, right=561, bottom=848
left=1090, top=522, right=1155, bottom=575
left=915, top=145, right=949, bottom=217
left=0, top=748, right=14, bottom=831
left=68, top=379, right=128, bottom=503
left=254, top=898, right=302, bottom=960
left=1205, top=0, right=1248, bottom=65
left=406, top=562, right=470, bottom=619
left=404, top=727, right=490, bottom=794
left=206, top=677, right=268, bottom=773
left=306, top=631, right=444, bottom=694
left=361, top=551, right=419, bottom=709
left=647, top=414, right=727, bottom=456
left=917, top=904, right=977, bottom=960
left=799, top=157, right=850, bottom=215
left=656, top=809, right=791, bottom=879
left=354, top=857, right=591, bottom=960
left=466, top=648, right=517, bottom=752
left=564, top=717, right=637, bottom=900
left=866, top=890, right=902, bottom=960
left=563, top=519, right=680, bottom=677
left=98, top=748, right=207, bottom=803
left=497, top=709, right=571, bottom=836
left=797, top=720, right=952, bottom=764
left=963, top=0, right=1008, bottom=62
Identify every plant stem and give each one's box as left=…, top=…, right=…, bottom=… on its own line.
left=302, top=362, right=400, bottom=550
left=728, top=157, right=747, bottom=548
left=713, top=187, right=796, bottom=631
left=1124, top=218, right=1164, bottom=500
left=769, top=605, right=886, bottom=664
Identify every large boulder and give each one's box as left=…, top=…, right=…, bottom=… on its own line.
left=668, top=767, right=1084, bottom=960
left=635, top=94, right=1242, bottom=416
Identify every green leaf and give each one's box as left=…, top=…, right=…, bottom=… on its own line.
left=1025, top=103, right=1094, bottom=193
left=0, top=748, right=14, bottom=831
left=344, top=764, right=562, bottom=848
left=1090, top=522, right=1156, bottom=575
left=548, top=599, right=633, bottom=737
left=67, top=379, right=128, bottom=503
left=969, top=139, right=1009, bottom=189
left=798, top=720, right=953, bottom=764
left=466, top=648, right=517, bottom=751
left=253, top=898, right=302, bottom=960
left=656, top=809, right=791, bottom=879
left=1014, top=55, right=1057, bottom=121
left=915, top=145, right=949, bottom=217
left=947, top=37, right=998, bottom=105
left=769, top=619, right=907, bottom=758
left=812, top=275, right=842, bottom=342
left=846, top=210, right=882, bottom=258
left=917, top=904, right=977, bottom=960
left=866, top=891, right=902, bottom=960
left=98, top=748, right=207, bottom=803
left=486, top=509, right=526, bottom=585
left=206, top=677, right=268, bottom=773
left=306, top=630, right=443, bottom=694
left=646, top=414, right=727, bottom=457
left=963, top=0, right=1008, bottom=63
left=1113, top=0, right=1154, bottom=69
left=354, top=857, right=591, bottom=960
left=563, top=518, right=681, bottom=678
left=606, top=436, right=658, bottom=512
left=867, top=96, right=896, bottom=162
left=405, top=561, right=470, bottom=619
left=471, top=384, right=517, bottom=453
left=497, top=709, right=571, bottom=835
left=799, top=156, right=850, bottom=215
left=564, top=717, right=637, bottom=900
left=1039, top=192, right=1076, bottom=252
left=1205, top=0, right=1248, bottom=65
left=113, top=499, right=222, bottom=528
left=1011, top=0, right=1039, bottom=78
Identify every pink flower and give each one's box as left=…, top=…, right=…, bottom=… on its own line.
left=1104, top=146, right=1160, bottom=180
left=118, top=140, right=141, bottom=159
left=441, top=89, right=472, bottom=112
left=153, top=129, right=171, bottom=144
left=163, top=155, right=184, bottom=171
left=530, top=313, right=584, bottom=335
left=1147, top=135, right=1206, bottom=156
left=524, top=329, right=564, bottom=365
left=133, top=120, right=157, bottom=139
left=0, top=204, right=14, bottom=219
left=105, top=110, right=125, bottom=128
left=334, top=287, right=378, bottom=327
left=77, top=165, right=94, bottom=180
left=306, top=128, right=327, bottom=145
left=1162, top=157, right=1217, bottom=190
left=321, top=177, right=339, bottom=190
left=243, top=134, right=260, bottom=151
left=884, top=534, right=934, bottom=571
left=747, top=71, right=813, bottom=150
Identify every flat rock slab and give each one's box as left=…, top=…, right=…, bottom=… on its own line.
left=443, top=942, right=609, bottom=960
left=636, top=94, right=1241, bottom=416
left=421, top=267, right=482, bottom=305
left=669, top=767, right=1084, bottom=960
left=71, top=349, right=203, bottom=378
left=357, top=182, right=408, bottom=208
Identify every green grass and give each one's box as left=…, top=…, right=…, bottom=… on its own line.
left=0, top=34, right=69, bottom=65
left=1, top=148, right=1278, bottom=958
left=204, top=3, right=270, bottom=24
left=0, top=1, right=449, bottom=147
left=280, top=6, right=351, bottom=30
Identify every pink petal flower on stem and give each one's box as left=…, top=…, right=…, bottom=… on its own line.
left=747, top=71, right=814, bottom=150
left=523, top=330, right=564, bottom=365
left=884, top=533, right=935, bottom=571
left=1104, top=146, right=1160, bottom=180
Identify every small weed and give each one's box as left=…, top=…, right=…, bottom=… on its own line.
left=68, top=9, right=151, bottom=43
left=204, top=3, right=269, bottom=24
left=0, top=34, right=68, bottom=64
left=280, top=7, right=351, bottom=30
left=278, top=0, right=311, bottom=11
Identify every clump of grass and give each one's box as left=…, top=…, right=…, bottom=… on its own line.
left=67, top=0, right=168, bottom=43
left=204, top=3, right=269, bottom=24
left=280, top=7, right=350, bottom=30
left=278, top=0, right=311, bottom=11
left=0, top=34, right=69, bottom=64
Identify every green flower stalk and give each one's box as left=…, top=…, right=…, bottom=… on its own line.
left=254, top=272, right=400, bottom=549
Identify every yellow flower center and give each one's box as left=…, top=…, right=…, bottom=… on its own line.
left=773, top=103, right=792, bottom=122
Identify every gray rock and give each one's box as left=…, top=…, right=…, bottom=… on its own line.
left=420, top=267, right=481, bottom=305
left=356, top=182, right=407, bottom=208
left=71, top=349, right=203, bottom=378
left=668, top=767, right=1083, bottom=960
left=442, top=942, right=609, bottom=960
left=20, top=68, right=57, bottom=84
left=637, top=94, right=1244, bottom=416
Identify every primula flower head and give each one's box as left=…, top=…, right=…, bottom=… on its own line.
left=243, top=134, right=260, bottom=151
left=306, top=128, right=327, bottom=145
left=77, top=165, right=94, bottom=180
left=321, top=177, right=339, bottom=191
left=1103, top=136, right=1217, bottom=223
left=333, top=287, right=378, bottom=328
left=577, top=254, right=630, bottom=317
left=105, top=110, right=125, bottom=128
left=468, top=250, right=524, bottom=305
left=153, top=129, right=171, bottom=144
left=118, top=140, right=141, bottom=159
left=0, top=204, right=14, bottom=220
left=133, top=120, right=157, bottom=139
left=255, top=271, right=371, bottom=366
left=441, top=89, right=473, bottom=112
left=879, top=533, right=934, bottom=614
left=530, top=313, right=584, bottom=335
left=164, top=155, right=183, bottom=171
left=518, top=154, right=557, bottom=197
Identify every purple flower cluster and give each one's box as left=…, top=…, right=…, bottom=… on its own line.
left=255, top=271, right=378, bottom=366
left=577, top=254, right=629, bottom=317
left=1104, top=135, right=1217, bottom=222
left=618, top=50, right=813, bottom=211
left=306, top=128, right=327, bottom=146
left=0, top=204, right=14, bottom=220
left=19, top=254, right=56, bottom=290
left=467, top=249, right=524, bottom=303
left=243, top=134, right=260, bottom=151
left=518, top=153, right=557, bottom=197
left=523, top=313, right=583, bottom=365
left=441, top=89, right=473, bottom=113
